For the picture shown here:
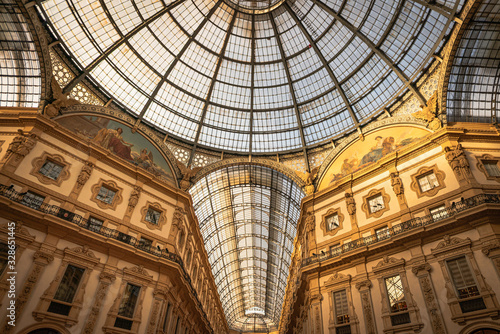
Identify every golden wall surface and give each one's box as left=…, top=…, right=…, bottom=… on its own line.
left=0, top=112, right=227, bottom=334
left=281, top=123, right=500, bottom=334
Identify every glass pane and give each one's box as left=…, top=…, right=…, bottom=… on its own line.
left=96, top=186, right=116, bottom=204
left=333, top=290, right=349, bottom=324
left=53, top=265, right=85, bottom=303
left=326, top=214, right=339, bottom=231
left=368, top=195, right=384, bottom=213
left=447, top=257, right=480, bottom=298
left=484, top=161, right=500, bottom=177
left=118, top=283, right=141, bottom=318
left=145, top=208, right=161, bottom=225
left=385, top=275, right=407, bottom=313
left=39, top=160, right=63, bottom=180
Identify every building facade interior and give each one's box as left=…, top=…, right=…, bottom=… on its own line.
left=0, top=0, right=499, bottom=333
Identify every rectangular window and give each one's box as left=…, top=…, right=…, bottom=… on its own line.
left=162, top=302, right=172, bottom=332
left=375, top=226, right=390, bottom=241
left=96, top=186, right=116, bottom=204
left=87, top=216, right=103, bottom=232
left=138, top=237, right=152, bottom=250
left=483, top=160, right=500, bottom=177
left=326, top=213, right=340, bottom=231
left=53, top=265, right=85, bottom=303
left=21, top=191, right=45, bottom=210
left=368, top=194, right=385, bottom=213
left=145, top=207, right=161, bottom=225
left=38, top=160, right=63, bottom=180
left=430, top=205, right=448, bottom=221
left=118, top=284, right=141, bottom=319
left=417, top=172, right=439, bottom=192
left=447, top=257, right=480, bottom=299
left=48, top=265, right=85, bottom=316
left=333, top=289, right=350, bottom=324
left=385, top=275, right=408, bottom=313
left=0, top=243, right=8, bottom=276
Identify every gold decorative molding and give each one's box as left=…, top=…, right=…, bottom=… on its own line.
left=320, top=207, right=344, bottom=237
left=476, top=154, right=500, bottom=183
left=30, top=151, right=71, bottom=186
left=90, top=179, right=123, bottom=210
left=324, top=272, right=351, bottom=287
left=361, top=188, right=391, bottom=219
left=140, top=201, right=167, bottom=230
left=410, top=164, right=446, bottom=198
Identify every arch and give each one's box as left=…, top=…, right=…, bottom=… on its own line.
left=458, top=321, right=500, bottom=334
left=438, top=0, right=483, bottom=118
left=191, top=158, right=305, bottom=190
left=1, top=1, right=48, bottom=111
left=18, top=322, right=70, bottom=334
left=53, top=111, right=179, bottom=186
left=316, top=121, right=431, bottom=190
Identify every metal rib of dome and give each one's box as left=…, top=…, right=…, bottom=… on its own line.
left=189, top=165, right=305, bottom=332
left=39, top=0, right=462, bottom=154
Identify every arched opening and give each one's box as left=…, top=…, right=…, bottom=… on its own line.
left=470, top=330, right=500, bottom=334
left=28, top=329, right=62, bottom=334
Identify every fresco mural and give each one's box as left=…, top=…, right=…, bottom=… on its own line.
left=56, top=115, right=175, bottom=183
left=318, top=126, right=430, bottom=190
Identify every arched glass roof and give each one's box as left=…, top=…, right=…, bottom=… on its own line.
left=190, top=165, right=305, bottom=332
left=446, top=0, right=500, bottom=123
left=0, top=0, right=41, bottom=108
left=39, top=0, right=462, bottom=154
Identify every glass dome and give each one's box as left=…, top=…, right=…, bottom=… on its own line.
left=39, top=0, right=462, bottom=154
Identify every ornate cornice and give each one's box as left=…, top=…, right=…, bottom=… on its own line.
left=431, top=234, right=471, bottom=256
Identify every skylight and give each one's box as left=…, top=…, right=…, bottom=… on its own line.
left=190, top=164, right=305, bottom=332
left=39, top=0, right=462, bottom=154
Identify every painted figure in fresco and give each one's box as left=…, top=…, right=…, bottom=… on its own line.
left=93, top=127, right=134, bottom=161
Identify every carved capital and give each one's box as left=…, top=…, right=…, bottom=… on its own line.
left=482, top=242, right=500, bottom=256
left=355, top=280, right=372, bottom=291
left=412, top=262, right=431, bottom=275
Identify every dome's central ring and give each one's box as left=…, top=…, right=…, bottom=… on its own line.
left=224, top=0, right=286, bottom=14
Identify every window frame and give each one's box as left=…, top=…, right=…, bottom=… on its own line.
left=103, top=265, right=152, bottom=333
left=90, top=179, right=123, bottom=210
left=361, top=188, right=390, bottom=219
left=431, top=235, right=500, bottom=324
left=32, top=246, right=100, bottom=327
left=320, top=208, right=344, bottom=237
left=140, top=201, right=167, bottom=230
left=372, top=256, right=423, bottom=333
left=323, top=272, right=360, bottom=333
left=476, top=154, right=500, bottom=182
left=30, top=152, right=71, bottom=186
left=410, top=165, right=446, bottom=198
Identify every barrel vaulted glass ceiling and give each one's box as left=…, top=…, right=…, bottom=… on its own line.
left=190, top=165, right=304, bottom=331
left=39, top=0, right=463, bottom=154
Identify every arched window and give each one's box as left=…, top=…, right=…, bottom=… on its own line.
left=470, top=330, right=500, bottom=334
left=28, top=329, right=62, bottom=334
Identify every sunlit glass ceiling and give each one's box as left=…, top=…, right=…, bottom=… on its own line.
left=190, top=165, right=305, bottom=332
left=39, top=0, right=462, bottom=154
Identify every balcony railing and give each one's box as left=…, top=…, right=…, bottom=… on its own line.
left=302, top=194, right=500, bottom=266
left=0, top=185, right=212, bottom=332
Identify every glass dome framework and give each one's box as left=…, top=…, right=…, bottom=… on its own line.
left=189, top=165, right=305, bottom=332
left=38, top=0, right=462, bottom=155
